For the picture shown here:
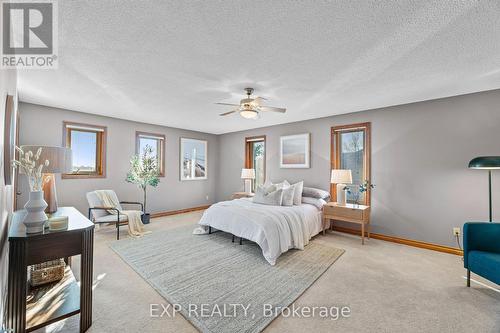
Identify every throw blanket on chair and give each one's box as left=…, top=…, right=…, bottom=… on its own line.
left=95, top=190, right=150, bottom=238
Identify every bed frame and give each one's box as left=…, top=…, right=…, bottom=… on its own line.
left=208, top=226, right=244, bottom=245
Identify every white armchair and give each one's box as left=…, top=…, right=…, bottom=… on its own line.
left=86, top=190, right=144, bottom=240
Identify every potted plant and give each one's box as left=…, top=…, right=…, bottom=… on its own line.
left=126, top=145, right=160, bottom=224
left=12, top=146, right=50, bottom=233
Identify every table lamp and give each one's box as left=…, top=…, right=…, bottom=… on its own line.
left=21, top=145, right=72, bottom=213
left=241, top=168, right=256, bottom=194
left=468, top=156, right=500, bottom=222
left=331, top=169, right=352, bottom=206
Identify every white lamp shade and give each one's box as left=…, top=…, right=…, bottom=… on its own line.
left=20, top=145, right=72, bottom=173
left=331, top=169, right=352, bottom=184
left=241, top=168, right=256, bottom=179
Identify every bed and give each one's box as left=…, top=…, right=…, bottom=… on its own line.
left=198, top=198, right=323, bottom=265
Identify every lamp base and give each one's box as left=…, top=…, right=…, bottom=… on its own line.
left=244, top=179, right=252, bottom=194
left=42, top=173, right=58, bottom=214
left=336, top=183, right=347, bottom=206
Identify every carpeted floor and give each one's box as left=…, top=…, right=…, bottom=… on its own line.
left=35, top=211, right=500, bottom=333
left=110, top=227, right=344, bottom=333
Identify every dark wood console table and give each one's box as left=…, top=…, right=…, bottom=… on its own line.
left=6, top=207, right=94, bottom=332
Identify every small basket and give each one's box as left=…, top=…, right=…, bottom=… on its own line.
left=29, top=259, right=66, bottom=287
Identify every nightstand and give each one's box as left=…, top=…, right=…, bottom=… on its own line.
left=231, top=192, right=255, bottom=200
left=322, top=202, right=371, bottom=244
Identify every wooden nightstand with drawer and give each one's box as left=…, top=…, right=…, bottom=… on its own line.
left=322, top=202, right=371, bottom=244
left=231, top=192, right=255, bottom=200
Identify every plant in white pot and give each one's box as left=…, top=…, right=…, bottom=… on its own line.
left=126, top=145, right=160, bottom=224
left=12, top=146, right=50, bottom=233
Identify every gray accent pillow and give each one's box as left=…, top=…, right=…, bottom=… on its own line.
left=253, top=186, right=283, bottom=206
left=281, top=186, right=295, bottom=206
left=290, top=181, right=304, bottom=205
left=302, top=186, right=331, bottom=201
left=301, top=196, right=327, bottom=210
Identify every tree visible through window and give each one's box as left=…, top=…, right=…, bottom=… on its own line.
left=331, top=123, right=371, bottom=205
left=245, top=136, right=266, bottom=191
left=136, top=132, right=165, bottom=177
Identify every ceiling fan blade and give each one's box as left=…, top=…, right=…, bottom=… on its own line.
left=259, top=106, right=286, bottom=113
left=219, top=110, right=238, bottom=116
left=215, top=102, right=240, bottom=107
left=252, top=96, right=268, bottom=105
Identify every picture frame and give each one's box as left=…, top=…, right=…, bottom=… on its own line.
left=180, top=138, right=207, bottom=180
left=4, top=95, right=15, bottom=185
left=280, top=133, right=310, bottom=168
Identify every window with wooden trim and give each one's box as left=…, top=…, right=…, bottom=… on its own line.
left=245, top=136, right=266, bottom=191
left=331, top=122, right=371, bottom=204
left=63, top=122, right=106, bottom=178
left=136, top=131, right=165, bottom=177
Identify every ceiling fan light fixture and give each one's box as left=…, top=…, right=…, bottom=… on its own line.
left=239, top=109, right=258, bottom=119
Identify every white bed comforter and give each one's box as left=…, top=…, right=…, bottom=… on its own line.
left=198, top=198, right=322, bottom=265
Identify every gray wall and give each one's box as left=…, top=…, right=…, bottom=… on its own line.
left=0, top=68, right=17, bottom=328
left=217, top=89, right=500, bottom=247
left=18, top=103, right=219, bottom=215
left=17, top=89, right=500, bottom=248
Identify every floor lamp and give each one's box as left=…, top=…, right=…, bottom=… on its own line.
left=468, top=156, right=500, bottom=222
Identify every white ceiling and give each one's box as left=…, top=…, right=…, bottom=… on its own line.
left=18, top=1, right=500, bottom=134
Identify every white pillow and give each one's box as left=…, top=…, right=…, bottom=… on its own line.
left=290, top=181, right=304, bottom=205
left=254, top=186, right=283, bottom=206
left=261, top=183, right=277, bottom=194
left=281, top=186, right=295, bottom=206
left=274, top=180, right=290, bottom=190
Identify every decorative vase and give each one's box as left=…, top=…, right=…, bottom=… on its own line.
left=23, top=190, right=48, bottom=233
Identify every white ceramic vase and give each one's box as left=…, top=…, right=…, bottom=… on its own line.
left=336, top=183, right=347, bottom=206
left=23, top=190, right=48, bottom=233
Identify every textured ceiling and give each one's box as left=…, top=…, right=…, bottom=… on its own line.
left=18, top=1, right=500, bottom=134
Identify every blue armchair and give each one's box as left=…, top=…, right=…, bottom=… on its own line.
left=463, top=222, right=500, bottom=287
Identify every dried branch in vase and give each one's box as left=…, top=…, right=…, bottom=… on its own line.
left=12, top=146, right=50, bottom=192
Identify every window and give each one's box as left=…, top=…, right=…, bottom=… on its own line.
left=136, top=131, right=165, bottom=177
left=63, top=122, right=106, bottom=178
left=245, top=136, right=266, bottom=191
left=331, top=122, right=371, bottom=204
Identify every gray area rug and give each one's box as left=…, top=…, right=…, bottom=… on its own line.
left=110, top=226, right=344, bottom=333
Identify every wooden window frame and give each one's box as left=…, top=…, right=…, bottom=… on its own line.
left=330, top=122, right=371, bottom=205
left=62, top=121, right=107, bottom=179
left=135, top=131, right=166, bottom=177
left=245, top=135, right=266, bottom=190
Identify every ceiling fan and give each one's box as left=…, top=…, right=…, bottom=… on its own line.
left=216, top=88, right=286, bottom=119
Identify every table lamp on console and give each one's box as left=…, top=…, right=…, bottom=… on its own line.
left=241, top=168, right=256, bottom=194
left=331, top=169, right=352, bottom=206
left=21, top=145, right=72, bottom=214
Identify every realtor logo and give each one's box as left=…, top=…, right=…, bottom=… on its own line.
left=1, top=0, right=58, bottom=68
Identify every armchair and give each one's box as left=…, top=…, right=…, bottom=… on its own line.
left=463, top=222, right=500, bottom=287
left=86, top=190, right=144, bottom=240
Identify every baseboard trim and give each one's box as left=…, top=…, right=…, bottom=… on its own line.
left=151, top=205, right=210, bottom=218
left=331, top=226, right=463, bottom=256
left=151, top=206, right=462, bottom=256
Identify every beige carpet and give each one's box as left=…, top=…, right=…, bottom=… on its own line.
left=35, top=211, right=500, bottom=333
